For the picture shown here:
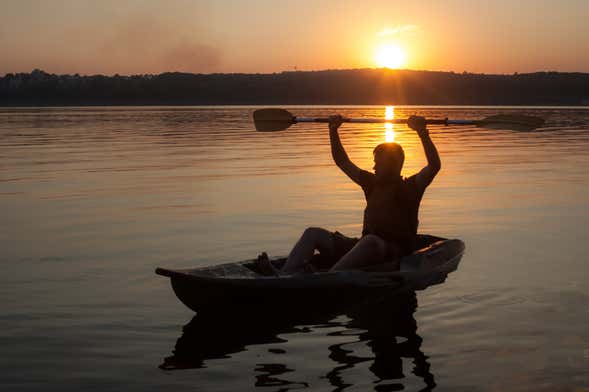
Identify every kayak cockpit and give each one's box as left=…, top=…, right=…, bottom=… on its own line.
left=242, top=234, right=451, bottom=276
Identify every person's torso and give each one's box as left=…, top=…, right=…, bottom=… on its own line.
left=361, top=174, right=424, bottom=253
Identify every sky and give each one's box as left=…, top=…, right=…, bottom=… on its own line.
left=0, top=0, right=587, bottom=75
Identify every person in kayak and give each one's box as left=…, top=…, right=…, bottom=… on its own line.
left=257, top=114, right=440, bottom=274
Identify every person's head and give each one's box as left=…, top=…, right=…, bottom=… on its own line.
left=373, top=143, right=404, bottom=179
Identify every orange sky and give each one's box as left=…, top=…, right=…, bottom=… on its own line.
left=1, top=0, right=587, bottom=75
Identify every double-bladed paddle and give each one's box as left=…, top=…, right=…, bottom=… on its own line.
left=253, top=108, right=545, bottom=132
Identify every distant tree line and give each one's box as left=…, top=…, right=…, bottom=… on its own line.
left=1, top=68, right=588, bottom=106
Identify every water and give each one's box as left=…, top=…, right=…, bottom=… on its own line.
left=1, top=106, right=588, bottom=391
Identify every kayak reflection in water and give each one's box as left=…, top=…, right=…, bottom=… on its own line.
left=257, top=114, right=441, bottom=275
left=160, top=291, right=435, bottom=390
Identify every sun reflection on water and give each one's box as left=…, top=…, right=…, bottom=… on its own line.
left=385, top=106, right=395, bottom=142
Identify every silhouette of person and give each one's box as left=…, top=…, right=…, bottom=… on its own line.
left=257, top=115, right=441, bottom=275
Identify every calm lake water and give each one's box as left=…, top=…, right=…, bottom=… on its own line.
left=1, top=106, right=588, bottom=391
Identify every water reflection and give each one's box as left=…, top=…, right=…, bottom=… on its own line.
left=385, top=106, right=395, bottom=143
left=161, top=290, right=434, bottom=391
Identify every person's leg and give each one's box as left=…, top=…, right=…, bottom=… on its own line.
left=329, top=234, right=387, bottom=271
left=281, top=227, right=335, bottom=274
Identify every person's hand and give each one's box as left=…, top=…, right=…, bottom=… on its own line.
left=328, top=115, right=345, bottom=131
left=408, top=115, right=428, bottom=137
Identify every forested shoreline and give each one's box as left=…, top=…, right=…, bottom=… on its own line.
left=1, top=68, right=588, bottom=106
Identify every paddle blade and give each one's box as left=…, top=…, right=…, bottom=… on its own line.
left=477, top=114, right=544, bottom=131
left=253, top=108, right=296, bottom=132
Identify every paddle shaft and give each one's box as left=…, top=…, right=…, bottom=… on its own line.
left=252, top=108, right=544, bottom=132
left=294, top=117, right=475, bottom=126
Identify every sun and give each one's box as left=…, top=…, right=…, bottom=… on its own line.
left=375, top=44, right=407, bottom=69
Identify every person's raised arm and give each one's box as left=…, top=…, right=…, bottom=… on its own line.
left=329, top=115, right=370, bottom=185
left=409, top=115, right=441, bottom=191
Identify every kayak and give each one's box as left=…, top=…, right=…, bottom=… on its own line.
left=156, top=234, right=465, bottom=312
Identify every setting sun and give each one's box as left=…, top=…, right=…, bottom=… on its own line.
left=375, top=44, right=407, bottom=69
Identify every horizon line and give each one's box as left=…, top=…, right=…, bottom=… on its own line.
left=3, top=67, right=588, bottom=78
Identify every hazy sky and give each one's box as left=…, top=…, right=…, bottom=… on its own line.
left=1, top=0, right=587, bottom=75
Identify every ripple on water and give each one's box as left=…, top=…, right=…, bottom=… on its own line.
left=458, top=288, right=528, bottom=307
